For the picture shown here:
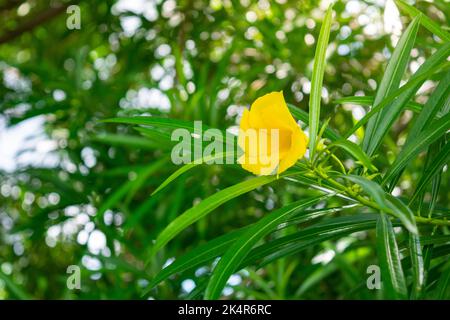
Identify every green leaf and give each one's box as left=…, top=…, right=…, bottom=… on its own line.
left=101, top=116, right=234, bottom=146
left=208, top=43, right=235, bottom=126
left=329, top=139, right=377, bottom=172
left=124, top=160, right=168, bottom=205
left=134, top=126, right=174, bottom=146
left=364, top=43, right=450, bottom=156
left=101, top=116, right=202, bottom=131
left=386, top=70, right=450, bottom=190
left=383, top=112, right=450, bottom=183
left=435, top=264, right=450, bottom=299
left=417, top=235, right=450, bottom=246
left=344, top=61, right=450, bottom=140
left=340, top=175, right=390, bottom=209
left=308, top=4, right=333, bottom=159
left=152, top=151, right=235, bottom=196
left=247, top=214, right=378, bottom=267
left=96, top=158, right=167, bottom=221
left=295, top=247, right=371, bottom=297
left=123, top=192, right=161, bottom=230
left=149, top=211, right=397, bottom=295
left=362, top=16, right=420, bottom=155
left=288, top=103, right=341, bottom=141
left=376, top=214, right=408, bottom=299
left=411, top=142, right=450, bottom=203
left=145, top=205, right=356, bottom=294
left=405, top=71, right=450, bottom=149
left=394, top=0, right=450, bottom=42
left=90, top=133, right=163, bottom=150
left=143, top=227, right=249, bottom=295
left=340, top=175, right=417, bottom=233
left=384, top=194, right=417, bottom=234
left=409, top=233, right=425, bottom=299
left=0, top=268, right=31, bottom=300
left=335, top=96, right=422, bottom=113
left=426, top=140, right=445, bottom=218
left=151, top=173, right=297, bottom=257
left=204, top=194, right=333, bottom=299
left=173, top=43, right=187, bottom=87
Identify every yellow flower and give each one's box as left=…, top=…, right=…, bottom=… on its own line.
left=238, top=91, right=308, bottom=176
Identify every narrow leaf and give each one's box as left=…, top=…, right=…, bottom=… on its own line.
left=386, top=71, right=450, bottom=190
left=363, top=15, right=421, bottom=155
left=308, top=4, right=333, bottom=159
left=151, top=173, right=297, bottom=256
left=376, top=214, right=408, bottom=299
left=365, top=43, right=450, bottom=156
left=205, top=194, right=332, bottom=299
left=144, top=227, right=249, bottom=294
left=90, top=133, right=162, bottom=150
left=411, top=142, right=450, bottom=203
left=152, top=151, right=235, bottom=196
left=405, top=71, right=450, bottom=149
left=409, top=233, right=425, bottom=299
left=101, top=116, right=203, bottom=131
left=248, top=214, right=378, bottom=266
left=329, top=140, right=377, bottom=172
left=288, top=103, right=341, bottom=141
left=435, top=265, right=450, bottom=299
left=340, top=175, right=390, bottom=210
left=395, top=0, right=450, bottom=42
left=145, top=205, right=355, bottom=293
left=383, top=113, right=450, bottom=183
left=335, top=96, right=422, bottom=113
left=344, top=61, right=449, bottom=139
left=101, top=117, right=234, bottom=146
left=341, top=175, right=417, bottom=233
left=0, top=269, right=31, bottom=300
left=96, top=158, right=167, bottom=221
left=384, top=194, right=418, bottom=234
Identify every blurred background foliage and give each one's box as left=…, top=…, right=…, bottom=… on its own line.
left=0, top=0, right=448, bottom=299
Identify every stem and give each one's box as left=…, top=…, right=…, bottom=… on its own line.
left=415, top=216, right=449, bottom=227
left=309, top=165, right=450, bottom=227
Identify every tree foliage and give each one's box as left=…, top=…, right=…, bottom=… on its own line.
left=0, top=0, right=449, bottom=299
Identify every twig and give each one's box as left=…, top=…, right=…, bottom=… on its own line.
left=0, top=0, right=80, bottom=45
left=0, top=0, right=23, bottom=13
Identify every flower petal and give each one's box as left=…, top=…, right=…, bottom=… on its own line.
left=238, top=91, right=307, bottom=176
left=250, top=91, right=298, bottom=130
left=277, top=127, right=307, bottom=174
left=238, top=154, right=279, bottom=176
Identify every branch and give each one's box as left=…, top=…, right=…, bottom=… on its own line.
left=0, top=0, right=23, bottom=13
left=0, top=1, right=80, bottom=45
